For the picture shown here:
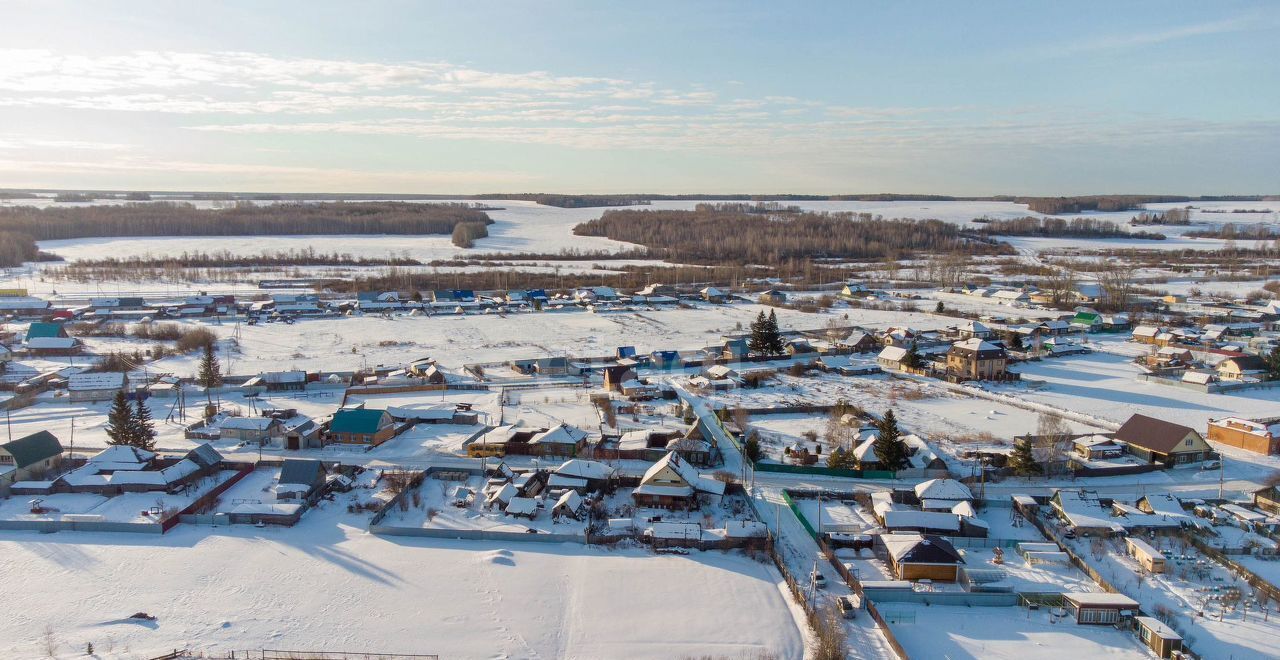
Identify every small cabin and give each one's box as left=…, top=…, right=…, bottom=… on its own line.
left=1124, top=536, right=1166, bottom=574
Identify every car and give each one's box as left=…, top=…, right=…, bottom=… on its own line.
left=811, top=571, right=827, bottom=589
left=836, top=595, right=859, bottom=618
left=1202, top=460, right=1222, bottom=471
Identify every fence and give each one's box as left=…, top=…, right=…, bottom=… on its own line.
left=188, top=651, right=439, bottom=660
left=1183, top=532, right=1280, bottom=606
left=162, top=465, right=254, bottom=532
left=754, top=461, right=896, bottom=480
left=861, top=587, right=1021, bottom=607
left=0, top=519, right=163, bottom=534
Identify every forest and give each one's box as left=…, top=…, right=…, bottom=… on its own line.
left=0, top=201, right=492, bottom=241
left=573, top=208, right=1011, bottom=264
left=1014, top=195, right=1193, bottom=215
left=973, top=216, right=1165, bottom=239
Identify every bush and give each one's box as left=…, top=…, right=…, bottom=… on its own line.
left=175, top=327, right=218, bottom=353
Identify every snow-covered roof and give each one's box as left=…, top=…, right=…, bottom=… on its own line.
left=642, top=451, right=725, bottom=496
left=503, top=497, right=538, bottom=515
left=554, top=459, right=615, bottom=481
left=87, top=445, right=155, bottom=470
left=647, top=521, right=701, bottom=539
left=1062, top=592, right=1139, bottom=608
left=25, top=337, right=77, bottom=349
left=220, top=416, right=279, bottom=431
left=949, top=338, right=1003, bottom=354
left=486, top=483, right=518, bottom=505
left=547, top=474, right=588, bottom=490
left=722, top=520, right=767, bottom=538
left=554, top=490, right=583, bottom=513
left=882, top=511, right=960, bottom=532
left=1210, top=417, right=1280, bottom=438
left=914, top=478, right=972, bottom=502
left=530, top=424, right=588, bottom=446
left=67, top=372, right=126, bottom=391
left=877, top=346, right=909, bottom=362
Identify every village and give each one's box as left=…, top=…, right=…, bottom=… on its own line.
left=3, top=274, right=1280, bottom=659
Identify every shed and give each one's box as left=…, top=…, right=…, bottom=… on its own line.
left=1062, top=592, right=1138, bottom=624
left=1124, top=536, right=1166, bottom=573
left=1135, top=616, right=1184, bottom=658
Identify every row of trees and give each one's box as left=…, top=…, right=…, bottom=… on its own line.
left=0, top=230, right=42, bottom=267
left=0, top=201, right=493, bottom=240
left=105, top=391, right=157, bottom=451
left=1017, top=195, right=1190, bottom=215
left=974, top=216, right=1164, bottom=239
left=574, top=209, right=1011, bottom=265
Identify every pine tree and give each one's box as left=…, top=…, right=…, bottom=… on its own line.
left=132, top=398, right=157, bottom=451
left=1266, top=346, right=1280, bottom=380
left=1004, top=330, right=1024, bottom=351
left=827, top=447, right=857, bottom=469
left=748, top=311, right=769, bottom=354
left=105, top=390, right=136, bottom=446
left=902, top=341, right=923, bottom=369
left=873, top=409, right=910, bottom=470
left=765, top=310, right=785, bottom=354
left=1008, top=438, right=1043, bottom=476
left=742, top=431, right=762, bottom=463
left=935, top=301, right=945, bottom=313
left=197, top=342, right=223, bottom=402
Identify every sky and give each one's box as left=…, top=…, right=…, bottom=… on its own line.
left=0, top=1, right=1277, bottom=195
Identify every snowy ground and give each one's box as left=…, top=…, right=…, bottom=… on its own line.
left=883, top=604, right=1152, bottom=659
left=0, top=498, right=806, bottom=659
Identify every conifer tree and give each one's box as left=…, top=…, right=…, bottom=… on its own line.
left=748, top=311, right=769, bottom=354
left=765, top=310, right=785, bottom=354
left=1008, top=438, right=1043, bottom=477
left=132, top=398, right=157, bottom=452
left=873, top=409, right=910, bottom=470
left=105, top=390, right=136, bottom=446
left=197, top=342, right=223, bottom=403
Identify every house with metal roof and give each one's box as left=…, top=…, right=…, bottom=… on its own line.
left=0, top=430, right=64, bottom=484
left=1114, top=414, right=1212, bottom=466
left=67, top=371, right=129, bottom=402
left=328, top=408, right=398, bottom=446
left=881, top=533, right=966, bottom=581
left=276, top=458, right=326, bottom=501
left=23, top=322, right=78, bottom=354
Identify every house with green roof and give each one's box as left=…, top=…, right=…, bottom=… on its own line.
left=0, top=430, right=64, bottom=484
left=327, top=408, right=398, bottom=446
left=23, top=321, right=78, bottom=354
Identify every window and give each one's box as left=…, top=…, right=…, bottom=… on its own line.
left=1185, top=438, right=1193, bottom=446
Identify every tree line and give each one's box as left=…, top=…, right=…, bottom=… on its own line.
left=573, top=209, right=1011, bottom=265
left=973, top=216, right=1165, bottom=239
left=0, top=201, right=492, bottom=241
left=1015, top=195, right=1191, bottom=215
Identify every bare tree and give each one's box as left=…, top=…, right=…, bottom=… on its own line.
left=1035, top=413, right=1073, bottom=477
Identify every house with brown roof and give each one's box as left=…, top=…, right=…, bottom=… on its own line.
left=1114, top=414, right=1212, bottom=467
left=945, top=338, right=1008, bottom=381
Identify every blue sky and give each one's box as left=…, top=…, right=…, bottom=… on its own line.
left=0, top=1, right=1277, bottom=194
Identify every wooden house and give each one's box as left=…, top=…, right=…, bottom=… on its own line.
left=0, top=430, right=63, bottom=484
left=1114, top=414, right=1212, bottom=466
left=881, top=533, right=965, bottom=581
left=1216, top=355, right=1268, bottom=381
left=945, top=339, right=1008, bottom=381
left=23, top=322, right=77, bottom=355
left=1124, top=537, right=1166, bottom=574
left=1135, top=616, right=1183, bottom=658
left=631, top=451, right=725, bottom=510
left=276, top=458, right=327, bottom=501
left=328, top=408, right=398, bottom=446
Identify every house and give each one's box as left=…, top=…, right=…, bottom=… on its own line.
left=431, top=289, right=476, bottom=303
left=0, top=296, right=50, bottom=317
left=1135, top=616, right=1184, bottom=659
left=700, top=286, right=727, bottom=303
left=486, top=482, right=519, bottom=509
left=220, top=416, right=285, bottom=445
left=1114, top=414, right=1212, bottom=466
left=722, top=338, right=749, bottom=360
left=243, top=370, right=307, bottom=392
left=1072, top=434, right=1125, bottom=460
left=913, top=479, right=973, bottom=509
left=1071, top=311, right=1102, bottom=331
left=1150, top=346, right=1192, bottom=367
left=328, top=408, right=398, bottom=446
left=601, top=364, right=637, bottom=392
left=843, top=332, right=880, bottom=354
left=876, top=346, right=910, bottom=371
left=953, top=320, right=993, bottom=340
left=534, top=356, right=570, bottom=376
left=553, top=459, right=616, bottom=491
left=880, top=533, right=965, bottom=581
left=650, top=350, right=682, bottom=371
left=1124, top=536, right=1166, bottom=574
left=1207, top=417, right=1280, bottom=455
left=552, top=490, right=585, bottom=520
left=758, top=289, right=786, bottom=305
left=23, top=322, right=77, bottom=355
left=527, top=424, right=589, bottom=458
left=1182, top=370, right=1216, bottom=386
left=1253, top=485, right=1280, bottom=515
left=1051, top=489, right=1125, bottom=536
left=276, top=458, right=326, bottom=501
left=1132, top=325, right=1162, bottom=344
left=636, top=283, right=677, bottom=297
left=503, top=496, right=539, bottom=519
left=1061, top=592, right=1138, bottom=625
left=632, top=451, right=725, bottom=509
left=785, top=339, right=816, bottom=356
left=0, top=430, right=63, bottom=484
left=67, top=372, right=129, bottom=403
left=991, top=289, right=1030, bottom=306
left=1216, top=355, right=1268, bottom=381
left=945, top=339, right=1008, bottom=381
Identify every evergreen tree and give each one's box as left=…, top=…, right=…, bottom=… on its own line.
left=902, top=341, right=923, bottom=369
left=105, top=390, right=136, bottom=446
left=1004, top=330, right=1024, bottom=351
left=935, top=301, right=945, bottom=314
left=1265, top=346, right=1280, bottom=380
left=132, top=398, right=157, bottom=451
left=748, top=311, right=769, bottom=354
left=765, top=310, right=785, bottom=354
left=742, top=431, right=762, bottom=464
left=873, top=409, right=910, bottom=470
left=197, top=342, right=223, bottom=402
left=1008, top=438, right=1043, bottom=476
left=826, top=447, right=857, bottom=469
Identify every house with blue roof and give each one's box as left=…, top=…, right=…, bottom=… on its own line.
left=328, top=408, right=398, bottom=446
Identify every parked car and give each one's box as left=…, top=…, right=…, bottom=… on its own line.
left=837, top=595, right=858, bottom=618
left=1202, top=460, right=1222, bottom=471
left=811, top=570, right=827, bottom=589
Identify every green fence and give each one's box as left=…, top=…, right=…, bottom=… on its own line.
left=755, top=461, right=896, bottom=480
left=780, top=490, right=818, bottom=540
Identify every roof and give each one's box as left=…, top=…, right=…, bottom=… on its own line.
left=914, top=478, right=972, bottom=502
left=882, top=511, right=961, bottom=532
left=87, top=445, right=155, bottom=470
left=68, top=372, right=127, bottom=391
left=504, top=497, right=538, bottom=515
left=642, top=451, right=725, bottom=495
left=554, top=459, right=615, bottom=481
left=220, top=416, right=280, bottom=431
left=877, top=346, right=909, bottom=362
left=1211, top=417, right=1280, bottom=437
left=0, top=431, right=63, bottom=468
left=949, top=338, right=1005, bottom=356
left=487, top=482, right=518, bottom=505
left=25, top=322, right=67, bottom=339
left=1220, top=355, right=1268, bottom=372
left=329, top=408, right=390, bottom=434
left=882, top=533, right=964, bottom=565
left=554, top=490, right=583, bottom=512
left=531, top=424, right=587, bottom=446
left=279, top=459, right=325, bottom=488
left=1114, top=414, right=1198, bottom=454
left=185, top=443, right=223, bottom=469
left=1134, top=616, right=1182, bottom=640
left=1062, top=592, right=1139, bottom=608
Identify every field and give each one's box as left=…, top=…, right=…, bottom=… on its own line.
left=0, top=504, right=806, bottom=659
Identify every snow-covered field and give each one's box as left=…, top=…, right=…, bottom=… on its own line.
left=0, top=506, right=806, bottom=659
left=884, top=604, right=1152, bottom=659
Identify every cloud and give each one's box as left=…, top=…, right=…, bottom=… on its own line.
left=1037, top=13, right=1275, bottom=57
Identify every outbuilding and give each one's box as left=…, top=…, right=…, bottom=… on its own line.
left=1062, top=592, right=1138, bottom=624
